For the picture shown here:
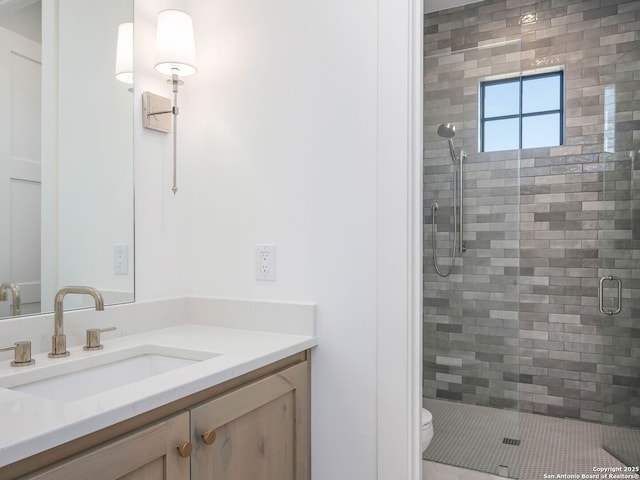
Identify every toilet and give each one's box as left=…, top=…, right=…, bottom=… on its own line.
left=421, top=408, right=434, bottom=453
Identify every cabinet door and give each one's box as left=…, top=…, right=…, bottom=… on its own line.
left=191, top=361, right=310, bottom=480
left=23, top=412, right=191, bottom=480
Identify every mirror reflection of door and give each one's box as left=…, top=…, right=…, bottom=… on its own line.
left=0, top=24, right=41, bottom=317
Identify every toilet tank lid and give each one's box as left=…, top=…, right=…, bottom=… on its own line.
left=421, top=408, right=432, bottom=425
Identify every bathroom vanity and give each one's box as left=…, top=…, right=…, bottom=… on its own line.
left=0, top=298, right=316, bottom=480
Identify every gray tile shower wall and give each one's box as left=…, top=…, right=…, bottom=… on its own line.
left=423, top=0, right=640, bottom=427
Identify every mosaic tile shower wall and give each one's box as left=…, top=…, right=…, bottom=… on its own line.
left=423, top=0, right=640, bottom=427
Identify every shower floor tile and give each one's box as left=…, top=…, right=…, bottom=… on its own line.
left=423, top=460, right=506, bottom=480
left=423, top=398, right=640, bottom=480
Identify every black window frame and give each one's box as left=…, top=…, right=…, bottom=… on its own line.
left=480, top=71, right=564, bottom=152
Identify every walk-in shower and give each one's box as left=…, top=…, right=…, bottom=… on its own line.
left=423, top=1, right=640, bottom=478
left=431, top=123, right=466, bottom=277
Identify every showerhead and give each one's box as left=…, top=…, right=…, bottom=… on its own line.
left=437, top=123, right=458, bottom=164
left=437, top=123, right=456, bottom=139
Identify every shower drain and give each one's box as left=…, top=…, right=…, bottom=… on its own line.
left=502, top=438, right=521, bottom=446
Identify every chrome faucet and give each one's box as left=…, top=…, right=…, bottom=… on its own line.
left=0, top=283, right=21, bottom=316
left=50, top=286, right=104, bottom=358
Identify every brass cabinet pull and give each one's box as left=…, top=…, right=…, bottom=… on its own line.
left=177, top=441, right=193, bottom=458
left=201, top=429, right=216, bottom=445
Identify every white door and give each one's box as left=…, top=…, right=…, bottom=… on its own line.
left=0, top=27, right=41, bottom=316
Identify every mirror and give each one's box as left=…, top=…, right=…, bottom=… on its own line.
left=0, top=0, right=134, bottom=319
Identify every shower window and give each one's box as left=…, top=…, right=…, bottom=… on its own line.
left=480, top=71, right=564, bottom=152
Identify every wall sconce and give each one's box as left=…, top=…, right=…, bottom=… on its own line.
left=142, top=9, right=197, bottom=194
left=115, top=22, right=134, bottom=86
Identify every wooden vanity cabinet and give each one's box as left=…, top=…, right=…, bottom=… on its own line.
left=7, top=353, right=310, bottom=480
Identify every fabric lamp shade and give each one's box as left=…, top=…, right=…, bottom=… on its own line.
left=154, top=9, right=197, bottom=77
left=115, top=22, right=134, bottom=84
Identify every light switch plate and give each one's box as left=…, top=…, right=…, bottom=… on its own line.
left=142, top=91, right=172, bottom=133
left=113, top=243, right=129, bottom=275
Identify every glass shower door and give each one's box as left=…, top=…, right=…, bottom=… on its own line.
left=599, top=47, right=640, bottom=467
left=422, top=40, right=523, bottom=479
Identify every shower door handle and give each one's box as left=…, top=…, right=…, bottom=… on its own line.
left=599, top=275, right=622, bottom=315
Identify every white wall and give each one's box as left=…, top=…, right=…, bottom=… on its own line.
left=133, top=0, right=190, bottom=302
left=134, top=0, right=422, bottom=478
left=184, top=2, right=379, bottom=478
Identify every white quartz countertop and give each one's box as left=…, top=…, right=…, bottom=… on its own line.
left=0, top=322, right=317, bottom=468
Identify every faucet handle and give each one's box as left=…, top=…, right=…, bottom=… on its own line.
left=0, top=341, right=35, bottom=367
left=84, top=327, right=117, bottom=351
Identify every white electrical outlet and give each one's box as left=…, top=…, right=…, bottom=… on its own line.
left=255, top=245, right=276, bottom=281
left=113, top=244, right=129, bottom=275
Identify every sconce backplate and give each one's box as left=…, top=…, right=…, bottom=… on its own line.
left=142, top=91, right=172, bottom=133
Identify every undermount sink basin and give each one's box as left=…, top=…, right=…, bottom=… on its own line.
left=0, top=345, right=219, bottom=402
